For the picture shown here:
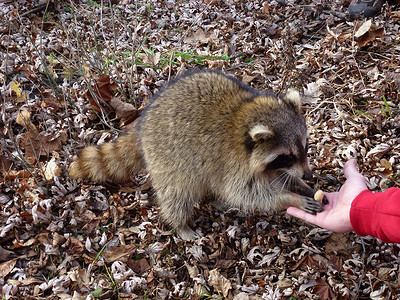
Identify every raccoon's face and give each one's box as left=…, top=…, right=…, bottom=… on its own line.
left=244, top=90, right=311, bottom=188
left=247, top=123, right=311, bottom=186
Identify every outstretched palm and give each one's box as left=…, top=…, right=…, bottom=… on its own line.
left=286, top=159, right=368, bottom=233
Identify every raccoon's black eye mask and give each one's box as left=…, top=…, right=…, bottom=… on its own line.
left=266, top=154, right=297, bottom=170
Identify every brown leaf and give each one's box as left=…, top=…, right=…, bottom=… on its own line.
left=40, top=89, right=65, bottom=111
left=313, top=278, right=335, bottom=300
left=242, top=74, right=257, bottom=84
left=142, top=52, right=161, bottom=66
left=42, top=157, right=62, bottom=181
left=8, top=277, right=42, bottom=286
left=68, top=266, right=91, bottom=288
left=379, top=158, right=393, bottom=176
left=13, top=237, right=38, bottom=248
left=354, top=20, right=385, bottom=47
left=85, top=75, right=118, bottom=113
left=0, top=154, right=13, bottom=173
left=66, top=236, right=85, bottom=255
left=36, top=232, right=51, bottom=245
left=205, top=59, right=226, bottom=69
left=262, top=2, right=270, bottom=14
left=0, top=246, right=14, bottom=262
left=109, top=97, right=138, bottom=123
left=20, top=130, right=67, bottom=161
left=52, top=232, right=66, bottom=248
left=214, top=259, right=236, bottom=269
left=325, top=233, right=351, bottom=255
left=2, top=168, right=32, bottom=180
left=102, top=244, right=136, bottom=263
left=203, top=0, right=219, bottom=5
left=82, top=219, right=101, bottom=235
left=147, top=269, right=155, bottom=285
left=208, top=269, right=232, bottom=298
left=328, top=255, right=342, bottom=273
left=16, top=110, right=37, bottom=133
left=13, top=232, right=51, bottom=249
left=0, top=258, right=17, bottom=278
left=290, top=254, right=317, bottom=271
left=128, top=257, right=151, bottom=274
left=183, top=28, right=217, bottom=45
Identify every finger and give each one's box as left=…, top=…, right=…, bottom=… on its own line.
left=286, top=207, right=319, bottom=226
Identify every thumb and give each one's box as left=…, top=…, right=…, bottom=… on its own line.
left=344, top=159, right=360, bottom=179
left=343, top=159, right=367, bottom=187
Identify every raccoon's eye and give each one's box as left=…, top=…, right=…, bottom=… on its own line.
left=305, top=140, right=309, bottom=153
left=266, top=154, right=297, bottom=170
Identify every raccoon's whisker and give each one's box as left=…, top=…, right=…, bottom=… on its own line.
left=270, top=171, right=291, bottom=191
left=280, top=171, right=292, bottom=192
left=270, top=172, right=285, bottom=188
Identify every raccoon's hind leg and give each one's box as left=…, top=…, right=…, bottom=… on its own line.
left=156, top=190, right=201, bottom=241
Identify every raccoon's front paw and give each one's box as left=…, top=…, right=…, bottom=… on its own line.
left=301, top=196, right=324, bottom=215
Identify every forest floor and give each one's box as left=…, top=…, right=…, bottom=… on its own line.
left=1, top=0, right=400, bottom=299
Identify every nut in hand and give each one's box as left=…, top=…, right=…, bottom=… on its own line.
left=314, top=190, right=324, bottom=203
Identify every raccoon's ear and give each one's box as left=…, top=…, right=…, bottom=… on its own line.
left=249, top=124, right=275, bottom=142
left=285, top=89, right=301, bottom=113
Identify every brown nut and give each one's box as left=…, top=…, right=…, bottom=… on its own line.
left=314, top=190, right=324, bottom=203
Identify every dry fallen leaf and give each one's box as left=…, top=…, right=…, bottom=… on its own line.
left=20, top=130, right=67, bottom=161
left=85, top=75, right=118, bottom=113
left=0, top=246, right=14, bottom=261
left=208, top=269, right=232, bottom=298
left=354, top=20, right=372, bottom=38
left=102, top=244, right=136, bottom=263
left=40, top=89, right=65, bottom=111
left=0, top=258, right=17, bottom=278
left=42, top=157, right=62, bottom=181
left=313, top=278, right=335, bottom=300
left=354, top=20, right=385, bottom=47
left=16, top=110, right=37, bottom=133
left=10, top=81, right=21, bottom=97
left=8, top=277, right=42, bottom=286
left=366, top=143, right=390, bottom=158
left=10, top=81, right=29, bottom=102
left=128, top=258, right=151, bottom=274
left=183, top=28, right=217, bottom=45
left=142, top=52, right=161, bottom=66
left=109, top=97, right=139, bottom=124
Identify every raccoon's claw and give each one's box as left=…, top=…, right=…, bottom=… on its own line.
left=301, top=196, right=324, bottom=215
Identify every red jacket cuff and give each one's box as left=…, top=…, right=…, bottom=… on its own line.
left=350, top=188, right=400, bottom=243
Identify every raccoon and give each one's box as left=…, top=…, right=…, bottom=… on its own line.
left=69, top=70, right=325, bottom=240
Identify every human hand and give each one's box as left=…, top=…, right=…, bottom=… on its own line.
left=286, top=159, right=368, bottom=233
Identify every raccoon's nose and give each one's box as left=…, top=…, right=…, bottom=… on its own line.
left=302, top=171, right=313, bottom=180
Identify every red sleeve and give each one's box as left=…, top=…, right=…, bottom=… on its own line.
left=350, top=187, right=400, bottom=243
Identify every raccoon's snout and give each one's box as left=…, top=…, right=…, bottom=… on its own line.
left=302, top=171, right=313, bottom=181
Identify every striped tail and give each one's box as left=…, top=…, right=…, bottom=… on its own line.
left=69, top=129, right=144, bottom=183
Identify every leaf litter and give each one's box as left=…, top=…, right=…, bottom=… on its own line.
left=1, top=0, right=400, bottom=299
